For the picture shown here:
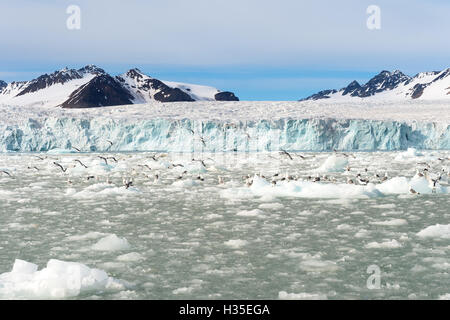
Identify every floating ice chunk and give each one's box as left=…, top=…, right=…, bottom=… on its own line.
left=355, top=229, right=369, bottom=238
left=258, top=202, right=284, bottom=210
left=371, top=203, right=396, bottom=209
left=224, top=239, right=248, bottom=249
left=298, top=259, right=340, bottom=272
left=315, top=155, right=348, bottom=173
left=117, top=252, right=144, bottom=262
left=377, top=175, right=447, bottom=195
left=236, top=209, right=263, bottom=217
left=394, top=148, right=423, bottom=161
left=278, top=291, right=327, bottom=300
left=11, top=259, right=38, bottom=274
left=439, top=293, right=450, bottom=300
left=172, top=179, right=198, bottom=187
left=173, top=287, right=194, bottom=295
left=205, top=213, right=222, bottom=220
left=417, top=224, right=450, bottom=239
left=336, top=224, right=352, bottom=230
left=370, top=219, right=408, bottom=226
left=365, top=239, right=402, bottom=249
left=92, top=234, right=131, bottom=251
left=72, top=183, right=140, bottom=199
left=0, top=259, right=126, bottom=299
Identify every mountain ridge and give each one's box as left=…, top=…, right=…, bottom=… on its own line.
left=300, top=68, right=450, bottom=101
left=0, top=65, right=239, bottom=108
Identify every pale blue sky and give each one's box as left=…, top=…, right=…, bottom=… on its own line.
left=0, top=0, right=449, bottom=100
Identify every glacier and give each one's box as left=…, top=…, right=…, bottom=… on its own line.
left=1, top=117, right=449, bottom=152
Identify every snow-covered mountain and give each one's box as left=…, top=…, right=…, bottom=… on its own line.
left=301, top=68, right=450, bottom=101
left=0, top=65, right=239, bottom=108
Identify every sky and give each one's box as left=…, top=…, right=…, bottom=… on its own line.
left=0, top=0, right=449, bottom=100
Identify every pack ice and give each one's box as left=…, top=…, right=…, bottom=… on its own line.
left=0, top=101, right=449, bottom=152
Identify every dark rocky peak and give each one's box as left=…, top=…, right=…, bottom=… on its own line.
left=342, top=80, right=361, bottom=96
left=300, top=89, right=338, bottom=101
left=60, top=74, right=134, bottom=108
left=124, top=68, right=147, bottom=80
left=117, top=70, right=195, bottom=102
left=0, top=80, right=6, bottom=90
left=215, top=91, right=239, bottom=101
left=357, top=70, right=410, bottom=97
left=432, top=68, right=450, bottom=82
left=77, top=65, right=106, bottom=75
left=147, top=78, right=195, bottom=102
left=16, top=68, right=84, bottom=97
left=410, top=83, right=428, bottom=99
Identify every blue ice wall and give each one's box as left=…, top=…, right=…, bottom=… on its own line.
left=1, top=117, right=449, bottom=152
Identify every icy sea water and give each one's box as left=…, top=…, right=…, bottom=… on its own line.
left=0, top=151, right=449, bottom=300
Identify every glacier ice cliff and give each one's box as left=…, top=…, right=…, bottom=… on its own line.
left=0, top=117, right=449, bottom=152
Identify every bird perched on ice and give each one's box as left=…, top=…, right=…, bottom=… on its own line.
left=409, top=186, right=419, bottom=195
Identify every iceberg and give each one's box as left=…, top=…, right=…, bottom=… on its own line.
left=0, top=117, right=449, bottom=152
left=0, top=259, right=127, bottom=299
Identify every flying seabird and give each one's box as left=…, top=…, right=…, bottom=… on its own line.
left=192, top=159, right=206, bottom=168
left=53, top=162, right=67, bottom=173
left=98, top=156, right=108, bottom=165
left=72, top=146, right=81, bottom=152
left=1, top=170, right=12, bottom=177
left=75, top=159, right=88, bottom=168
left=138, top=164, right=152, bottom=171
left=177, top=170, right=188, bottom=180
left=279, top=149, right=293, bottom=160
left=106, top=140, right=113, bottom=151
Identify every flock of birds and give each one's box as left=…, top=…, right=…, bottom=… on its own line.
left=1, top=145, right=449, bottom=196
